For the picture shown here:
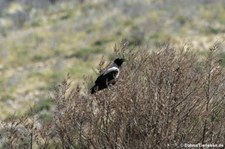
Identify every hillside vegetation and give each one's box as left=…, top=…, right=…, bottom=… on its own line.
left=1, top=43, right=225, bottom=148
left=0, top=0, right=225, bottom=148
left=0, top=0, right=225, bottom=119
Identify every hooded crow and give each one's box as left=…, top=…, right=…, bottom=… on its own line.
left=91, top=58, right=125, bottom=94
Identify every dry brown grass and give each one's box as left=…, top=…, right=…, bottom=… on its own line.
left=1, top=43, right=225, bottom=149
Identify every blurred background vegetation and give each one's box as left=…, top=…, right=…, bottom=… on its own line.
left=0, top=0, right=225, bottom=120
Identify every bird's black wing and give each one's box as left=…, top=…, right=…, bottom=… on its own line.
left=95, top=67, right=119, bottom=84
left=91, top=67, right=119, bottom=94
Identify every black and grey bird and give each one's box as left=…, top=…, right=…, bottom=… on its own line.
left=90, top=58, right=125, bottom=94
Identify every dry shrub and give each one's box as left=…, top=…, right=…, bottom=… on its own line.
left=1, top=43, right=225, bottom=148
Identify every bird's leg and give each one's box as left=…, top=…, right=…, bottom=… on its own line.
left=106, top=80, right=111, bottom=90
left=108, top=83, right=117, bottom=92
left=108, top=84, right=114, bottom=92
left=105, top=79, right=112, bottom=91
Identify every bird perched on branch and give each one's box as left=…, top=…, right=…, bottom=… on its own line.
left=91, top=58, right=125, bottom=94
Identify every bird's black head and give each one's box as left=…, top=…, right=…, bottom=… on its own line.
left=114, top=58, right=125, bottom=67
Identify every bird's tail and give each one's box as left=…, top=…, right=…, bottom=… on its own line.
left=90, top=85, right=97, bottom=94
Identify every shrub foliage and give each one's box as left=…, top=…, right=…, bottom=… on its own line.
left=1, top=43, right=225, bottom=148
